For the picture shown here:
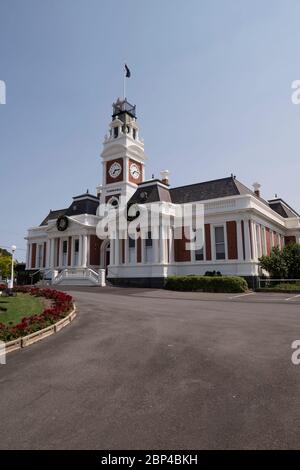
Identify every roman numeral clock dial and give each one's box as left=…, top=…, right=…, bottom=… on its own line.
left=108, top=161, right=122, bottom=179
left=130, top=162, right=140, bottom=180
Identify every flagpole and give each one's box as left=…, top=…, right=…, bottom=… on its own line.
left=123, top=64, right=126, bottom=100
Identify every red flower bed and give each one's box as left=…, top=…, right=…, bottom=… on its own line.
left=0, top=287, right=73, bottom=342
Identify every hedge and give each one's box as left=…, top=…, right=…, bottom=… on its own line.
left=165, top=275, right=248, bottom=293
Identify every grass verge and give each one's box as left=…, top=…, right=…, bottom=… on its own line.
left=0, top=293, right=43, bottom=326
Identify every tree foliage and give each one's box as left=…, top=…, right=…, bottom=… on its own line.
left=0, top=254, right=12, bottom=278
left=259, top=243, right=300, bottom=279
left=0, top=248, right=11, bottom=257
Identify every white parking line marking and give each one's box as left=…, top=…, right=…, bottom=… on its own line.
left=285, top=294, right=300, bottom=301
left=228, top=293, right=255, bottom=300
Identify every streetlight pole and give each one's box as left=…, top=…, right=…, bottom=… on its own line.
left=10, top=245, right=16, bottom=290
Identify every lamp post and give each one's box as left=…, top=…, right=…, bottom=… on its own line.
left=10, top=245, right=16, bottom=290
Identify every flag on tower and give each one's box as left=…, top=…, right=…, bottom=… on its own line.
left=125, top=64, right=131, bottom=78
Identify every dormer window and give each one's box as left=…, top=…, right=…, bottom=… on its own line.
left=114, top=127, right=118, bottom=138
left=133, top=128, right=136, bottom=140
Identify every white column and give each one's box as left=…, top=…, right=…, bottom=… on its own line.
left=250, top=220, right=257, bottom=261
left=26, top=243, right=31, bottom=269
left=49, top=239, right=54, bottom=268
left=153, top=231, right=159, bottom=263
left=160, top=225, right=167, bottom=264
left=58, top=238, right=63, bottom=267
left=237, top=220, right=244, bottom=261
left=115, top=234, right=119, bottom=266
left=82, top=235, right=88, bottom=267
left=70, top=236, right=74, bottom=267
left=141, top=231, right=146, bottom=264
left=125, top=237, right=129, bottom=264
left=110, top=237, right=115, bottom=265
left=52, top=239, right=56, bottom=268
left=86, top=235, right=90, bottom=267
left=78, top=235, right=83, bottom=266
left=46, top=240, right=51, bottom=268
left=168, top=227, right=174, bottom=263
left=53, top=239, right=57, bottom=267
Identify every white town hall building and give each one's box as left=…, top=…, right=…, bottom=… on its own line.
left=25, top=98, right=300, bottom=288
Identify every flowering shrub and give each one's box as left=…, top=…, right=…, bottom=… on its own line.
left=0, top=287, right=73, bottom=342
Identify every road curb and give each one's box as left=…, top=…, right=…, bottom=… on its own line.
left=4, top=304, right=77, bottom=354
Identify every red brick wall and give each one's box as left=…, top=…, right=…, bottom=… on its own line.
left=137, top=237, right=141, bottom=263
left=121, top=239, right=125, bottom=264
left=31, top=243, right=36, bottom=269
left=89, top=235, right=101, bottom=266
left=227, top=221, right=238, bottom=260
left=205, top=224, right=212, bottom=261
left=174, top=227, right=191, bottom=262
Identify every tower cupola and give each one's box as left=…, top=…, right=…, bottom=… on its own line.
left=99, top=98, right=146, bottom=210
left=106, top=98, right=139, bottom=141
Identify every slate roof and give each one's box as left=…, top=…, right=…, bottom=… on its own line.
left=128, top=180, right=172, bottom=205
left=268, top=199, right=300, bottom=218
left=40, top=178, right=299, bottom=227
left=129, top=176, right=263, bottom=205
left=40, top=194, right=99, bottom=226
left=169, top=177, right=252, bottom=203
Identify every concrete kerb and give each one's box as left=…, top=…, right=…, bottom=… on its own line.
left=4, top=303, right=77, bottom=354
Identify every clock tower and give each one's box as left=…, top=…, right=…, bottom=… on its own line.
left=99, top=98, right=146, bottom=208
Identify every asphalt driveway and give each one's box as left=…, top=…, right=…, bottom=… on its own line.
left=0, top=287, right=300, bottom=449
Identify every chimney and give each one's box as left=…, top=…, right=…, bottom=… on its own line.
left=253, top=182, right=261, bottom=198
left=160, top=170, right=170, bottom=185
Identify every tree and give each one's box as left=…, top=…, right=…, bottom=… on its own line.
left=283, top=243, right=300, bottom=279
left=0, top=248, right=10, bottom=257
left=259, top=247, right=288, bottom=278
left=0, top=254, right=12, bottom=279
left=259, top=243, right=300, bottom=279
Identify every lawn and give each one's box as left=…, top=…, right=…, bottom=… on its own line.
left=257, top=282, right=300, bottom=293
left=0, top=293, right=43, bottom=326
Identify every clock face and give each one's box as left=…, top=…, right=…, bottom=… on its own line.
left=130, top=162, right=141, bottom=180
left=109, top=161, right=122, bottom=179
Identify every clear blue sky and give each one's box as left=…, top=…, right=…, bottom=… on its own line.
left=1, top=0, right=300, bottom=261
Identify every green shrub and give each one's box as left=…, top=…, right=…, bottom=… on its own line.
left=259, top=243, right=300, bottom=279
left=204, top=270, right=222, bottom=277
left=165, top=275, right=248, bottom=293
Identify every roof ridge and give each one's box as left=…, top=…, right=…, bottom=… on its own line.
left=49, top=208, right=67, bottom=214
left=170, top=176, right=234, bottom=192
